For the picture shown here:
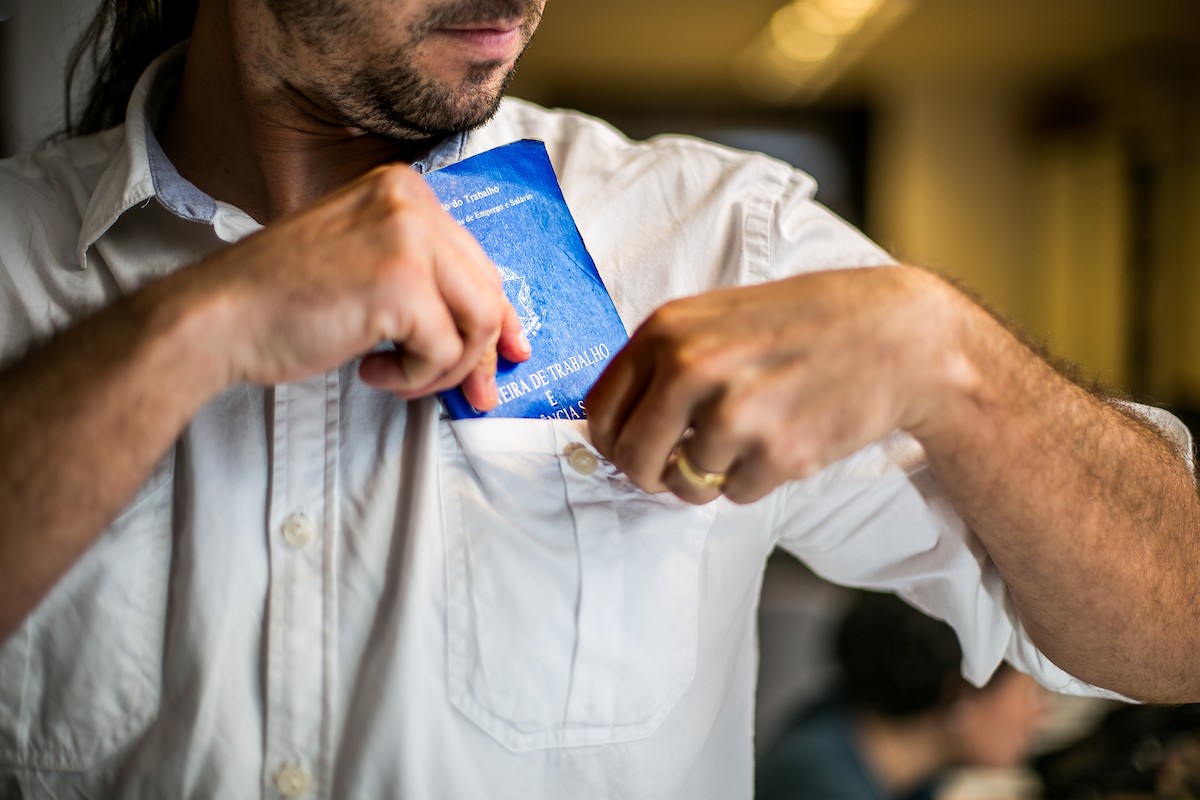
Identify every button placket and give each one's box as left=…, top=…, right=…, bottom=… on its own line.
left=264, top=373, right=338, bottom=800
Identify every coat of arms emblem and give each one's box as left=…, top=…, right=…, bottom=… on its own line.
left=498, top=264, right=542, bottom=341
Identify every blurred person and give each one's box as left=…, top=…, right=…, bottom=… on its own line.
left=757, top=592, right=1048, bottom=800
left=0, top=0, right=1197, bottom=797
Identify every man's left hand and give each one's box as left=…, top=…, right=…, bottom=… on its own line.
left=587, top=265, right=970, bottom=504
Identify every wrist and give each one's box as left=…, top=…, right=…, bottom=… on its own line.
left=894, top=267, right=996, bottom=445
left=130, top=266, right=243, bottom=401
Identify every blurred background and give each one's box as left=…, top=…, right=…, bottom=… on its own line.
left=4, top=0, right=1200, bottom=795
left=506, top=0, right=1200, bottom=424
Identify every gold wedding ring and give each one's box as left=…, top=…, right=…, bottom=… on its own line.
left=674, top=443, right=727, bottom=490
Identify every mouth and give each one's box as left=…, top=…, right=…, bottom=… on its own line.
left=434, top=20, right=525, bottom=62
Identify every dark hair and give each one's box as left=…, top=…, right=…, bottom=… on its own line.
left=64, top=0, right=199, bottom=137
left=834, top=591, right=965, bottom=719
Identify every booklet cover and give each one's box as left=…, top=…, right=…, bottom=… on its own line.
left=424, top=139, right=628, bottom=420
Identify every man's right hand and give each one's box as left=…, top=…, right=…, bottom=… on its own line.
left=0, top=163, right=528, bottom=643
left=177, top=164, right=529, bottom=410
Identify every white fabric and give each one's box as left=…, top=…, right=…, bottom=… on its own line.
left=0, top=52, right=1191, bottom=800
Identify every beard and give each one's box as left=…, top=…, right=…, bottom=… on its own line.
left=338, top=47, right=527, bottom=139
left=267, top=0, right=542, bottom=139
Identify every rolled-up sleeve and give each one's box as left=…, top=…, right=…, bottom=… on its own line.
left=771, top=431, right=1133, bottom=699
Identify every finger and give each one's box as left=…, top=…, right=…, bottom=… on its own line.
left=660, top=433, right=730, bottom=506
left=585, top=346, right=647, bottom=459
left=709, top=444, right=786, bottom=506
left=605, top=366, right=700, bottom=493
left=359, top=350, right=408, bottom=389
left=458, top=299, right=527, bottom=411
left=673, top=397, right=743, bottom=483
left=686, top=369, right=843, bottom=504
left=357, top=336, right=460, bottom=395
left=365, top=287, right=465, bottom=394
left=495, top=300, right=531, bottom=365
left=421, top=185, right=527, bottom=397
left=345, top=168, right=481, bottom=395
left=407, top=224, right=509, bottom=398
left=459, top=347, right=500, bottom=411
left=661, top=407, right=750, bottom=504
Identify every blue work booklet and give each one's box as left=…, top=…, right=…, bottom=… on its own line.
left=424, top=140, right=628, bottom=420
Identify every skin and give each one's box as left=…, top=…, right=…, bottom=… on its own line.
left=2, top=0, right=1199, bottom=705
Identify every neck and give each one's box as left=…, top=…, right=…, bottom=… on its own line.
left=854, top=711, right=950, bottom=796
left=158, top=0, right=438, bottom=223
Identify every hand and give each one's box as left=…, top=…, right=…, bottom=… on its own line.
left=178, top=165, right=529, bottom=409
left=586, top=266, right=969, bottom=504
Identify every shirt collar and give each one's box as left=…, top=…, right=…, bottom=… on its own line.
left=411, top=132, right=469, bottom=175
left=76, top=45, right=182, bottom=269
left=77, top=43, right=470, bottom=269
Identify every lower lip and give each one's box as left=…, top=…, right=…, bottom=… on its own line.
left=437, top=26, right=522, bottom=61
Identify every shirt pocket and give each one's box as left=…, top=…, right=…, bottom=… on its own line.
left=0, top=452, right=173, bottom=772
left=440, top=418, right=714, bottom=751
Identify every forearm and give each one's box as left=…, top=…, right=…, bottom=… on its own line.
left=0, top=274, right=233, bottom=643
left=912, top=278, right=1200, bottom=702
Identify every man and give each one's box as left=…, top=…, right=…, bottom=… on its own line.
left=0, top=0, right=1196, bottom=797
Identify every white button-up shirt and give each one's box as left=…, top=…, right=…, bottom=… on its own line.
left=0, top=50, right=1191, bottom=800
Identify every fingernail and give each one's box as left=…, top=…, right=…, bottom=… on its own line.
left=517, top=330, right=531, bottom=354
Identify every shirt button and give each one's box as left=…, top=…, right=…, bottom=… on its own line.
left=565, top=444, right=599, bottom=475
left=282, top=515, right=315, bottom=548
left=275, top=764, right=312, bottom=797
